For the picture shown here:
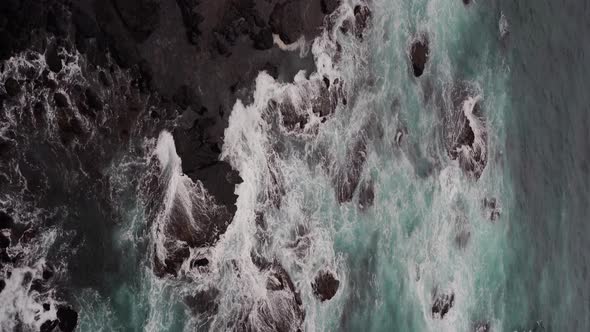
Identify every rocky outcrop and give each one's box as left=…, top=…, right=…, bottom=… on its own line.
left=432, top=292, right=455, bottom=319
left=444, top=83, right=488, bottom=179
left=312, top=270, right=340, bottom=301
left=410, top=36, right=429, bottom=77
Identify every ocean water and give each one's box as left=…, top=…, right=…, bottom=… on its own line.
left=1, top=0, right=589, bottom=331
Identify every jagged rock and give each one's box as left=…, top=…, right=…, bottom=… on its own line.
left=269, top=0, right=304, bottom=44
left=54, top=92, right=69, bottom=108
left=40, top=319, right=58, bottom=332
left=4, top=77, right=20, bottom=97
left=445, top=83, right=487, bottom=179
left=56, top=306, right=78, bottom=332
left=312, top=270, right=340, bottom=301
left=321, top=0, right=341, bottom=15
left=432, top=292, right=454, bottom=319
left=85, top=88, right=102, bottom=110
left=45, top=42, right=63, bottom=73
left=410, top=37, right=429, bottom=77
left=354, top=5, right=371, bottom=39
left=335, top=137, right=367, bottom=203
left=0, top=233, right=9, bottom=249
left=191, top=257, right=209, bottom=268
left=239, top=263, right=304, bottom=331
left=0, top=211, right=14, bottom=229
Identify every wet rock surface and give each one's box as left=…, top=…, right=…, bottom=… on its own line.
left=312, top=270, right=340, bottom=301
left=410, top=36, right=429, bottom=77
left=432, top=292, right=455, bottom=319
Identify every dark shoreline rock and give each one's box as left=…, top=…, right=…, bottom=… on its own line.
left=312, top=270, right=340, bottom=301
left=410, top=36, right=429, bottom=77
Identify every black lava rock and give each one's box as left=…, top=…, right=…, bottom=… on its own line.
left=56, top=306, right=78, bottom=332
left=0, top=233, right=9, bottom=249
left=85, top=88, right=102, bottom=110
left=4, top=77, right=20, bottom=97
left=354, top=5, right=371, bottom=39
left=54, top=92, right=68, bottom=108
left=0, top=211, right=14, bottom=229
left=410, top=37, right=429, bottom=77
left=45, top=42, right=63, bottom=73
left=191, top=257, right=209, bottom=268
left=312, top=270, right=340, bottom=301
left=321, top=0, right=341, bottom=15
left=40, top=319, right=58, bottom=332
left=0, top=279, right=5, bottom=294
left=269, top=0, right=304, bottom=44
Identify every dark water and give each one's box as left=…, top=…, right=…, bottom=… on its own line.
left=504, top=0, right=590, bottom=330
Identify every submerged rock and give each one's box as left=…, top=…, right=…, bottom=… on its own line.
left=432, top=292, right=455, bottom=319
left=0, top=211, right=14, bottom=229
left=312, top=270, right=340, bottom=301
left=54, top=92, right=69, bottom=108
left=335, top=137, right=367, bottom=203
left=358, top=179, right=375, bottom=210
left=474, top=321, right=491, bottom=332
left=410, top=36, right=429, bottom=77
left=184, top=287, right=219, bottom=315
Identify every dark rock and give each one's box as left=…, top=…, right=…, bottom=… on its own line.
left=98, top=71, right=110, bottom=87
left=410, top=37, right=429, bottom=77
left=252, top=27, right=273, bottom=50
left=354, top=5, right=371, bottom=39
left=184, top=287, right=219, bottom=314
left=445, top=83, right=487, bottom=179
left=312, top=270, right=340, bottom=301
left=40, top=319, right=58, bottom=332
left=269, top=0, right=304, bottom=44
left=45, top=42, right=63, bottom=73
left=54, top=92, right=68, bottom=108
left=176, top=0, right=204, bottom=45
left=4, top=77, right=20, bottom=97
left=191, top=257, right=209, bottom=268
left=321, top=0, right=341, bottom=15
left=0, top=211, right=14, bottom=229
left=85, top=88, right=102, bottom=110
left=29, top=278, right=48, bottom=294
left=239, top=262, right=304, bottom=331
left=0, top=279, right=4, bottom=293
left=463, top=0, right=472, bottom=5
left=0, top=233, right=9, bottom=248
left=56, top=306, right=78, bottom=332
left=432, top=292, right=454, bottom=319
left=112, top=0, right=160, bottom=42
left=43, top=303, right=51, bottom=311
left=335, top=137, right=367, bottom=203
left=153, top=244, right=190, bottom=277
left=42, top=265, right=54, bottom=280
left=358, top=179, right=375, bottom=210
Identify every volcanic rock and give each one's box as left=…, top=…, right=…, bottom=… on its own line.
left=4, top=77, right=20, bottom=97
left=410, top=37, right=429, bottom=77
left=312, top=270, right=340, bottom=301
left=269, top=0, right=304, bottom=44
left=54, top=92, right=69, bottom=108
left=56, top=305, right=78, bottom=332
